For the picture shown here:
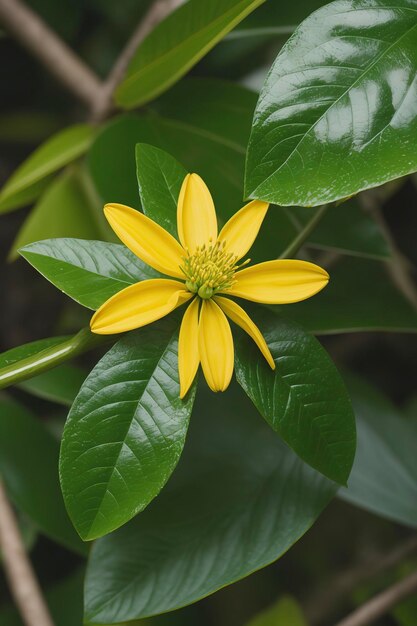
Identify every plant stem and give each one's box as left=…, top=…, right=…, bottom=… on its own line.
left=279, top=203, right=330, bottom=259
left=91, top=0, right=184, bottom=122
left=0, top=0, right=102, bottom=109
left=305, top=535, right=417, bottom=624
left=334, top=568, right=417, bottom=626
left=0, top=480, right=55, bottom=626
left=0, top=328, right=109, bottom=390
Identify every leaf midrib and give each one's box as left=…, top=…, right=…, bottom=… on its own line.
left=84, top=328, right=180, bottom=539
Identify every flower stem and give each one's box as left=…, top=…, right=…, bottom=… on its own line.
left=0, top=328, right=110, bottom=390
left=279, top=203, right=330, bottom=259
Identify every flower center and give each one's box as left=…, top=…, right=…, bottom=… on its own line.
left=180, top=241, right=242, bottom=299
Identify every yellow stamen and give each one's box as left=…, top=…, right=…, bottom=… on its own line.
left=180, top=240, right=245, bottom=299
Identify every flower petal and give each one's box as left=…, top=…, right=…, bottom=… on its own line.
left=198, top=299, right=234, bottom=393
left=218, top=200, right=269, bottom=260
left=104, top=203, right=185, bottom=278
left=214, top=296, right=275, bottom=370
left=177, top=174, right=217, bottom=252
left=90, top=279, right=191, bottom=334
left=178, top=297, right=200, bottom=399
left=226, top=260, right=329, bottom=304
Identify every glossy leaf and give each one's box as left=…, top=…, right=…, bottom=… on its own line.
left=246, top=596, right=307, bottom=626
left=0, top=396, right=86, bottom=554
left=60, top=315, right=196, bottom=541
left=9, top=167, right=107, bottom=261
left=84, top=386, right=335, bottom=623
left=235, top=308, right=356, bottom=485
left=340, top=374, right=417, bottom=528
left=20, top=239, right=159, bottom=310
left=0, top=124, right=94, bottom=212
left=89, top=79, right=257, bottom=219
left=115, top=0, right=266, bottom=108
left=136, top=143, right=187, bottom=238
left=250, top=199, right=390, bottom=262
left=18, top=364, right=86, bottom=406
left=285, top=257, right=417, bottom=334
left=245, top=0, right=417, bottom=206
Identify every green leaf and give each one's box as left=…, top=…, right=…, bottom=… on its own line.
left=90, top=79, right=257, bottom=218
left=60, top=315, right=196, bottom=541
left=235, top=308, right=356, bottom=485
left=245, top=0, right=417, bottom=206
left=0, top=395, right=86, bottom=554
left=136, top=143, right=187, bottom=238
left=19, top=238, right=159, bottom=310
left=115, top=0, right=266, bottom=108
left=250, top=199, right=390, bottom=262
left=9, top=167, right=107, bottom=261
left=84, top=385, right=335, bottom=623
left=285, top=257, right=417, bottom=334
left=340, top=374, right=417, bottom=528
left=0, top=124, right=94, bottom=212
left=246, top=595, right=307, bottom=626
left=18, top=364, right=86, bottom=406
left=0, top=175, right=53, bottom=215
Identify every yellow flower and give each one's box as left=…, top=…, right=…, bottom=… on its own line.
left=90, top=174, right=329, bottom=398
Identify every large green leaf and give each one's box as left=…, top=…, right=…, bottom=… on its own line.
left=89, top=79, right=257, bottom=219
left=84, top=386, right=335, bottom=623
left=0, top=396, right=86, bottom=554
left=250, top=199, right=390, bottom=262
left=235, top=308, right=356, bottom=485
left=18, top=364, right=86, bottom=406
left=60, top=315, right=196, bottom=541
left=9, top=167, right=107, bottom=261
left=0, top=124, right=94, bottom=213
left=115, top=0, right=266, bottom=108
left=285, top=257, right=417, bottom=334
left=20, top=238, right=158, bottom=310
left=245, top=0, right=417, bottom=206
left=136, top=143, right=187, bottom=238
left=340, top=374, right=417, bottom=528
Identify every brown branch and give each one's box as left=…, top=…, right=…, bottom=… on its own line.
left=0, top=480, right=55, bottom=626
left=0, top=0, right=102, bottom=109
left=91, top=0, right=184, bottom=121
left=360, top=190, right=417, bottom=312
left=305, top=535, right=417, bottom=625
left=334, top=567, right=417, bottom=626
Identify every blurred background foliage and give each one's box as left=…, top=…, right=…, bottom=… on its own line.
left=1, top=0, right=417, bottom=625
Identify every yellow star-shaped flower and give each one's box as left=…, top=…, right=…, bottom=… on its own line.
left=91, top=174, right=329, bottom=398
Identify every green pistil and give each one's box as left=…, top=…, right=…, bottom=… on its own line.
left=181, top=240, right=242, bottom=299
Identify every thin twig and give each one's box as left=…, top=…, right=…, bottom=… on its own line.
left=0, top=480, right=55, bottom=626
left=360, top=190, right=417, bottom=311
left=279, top=204, right=331, bottom=259
left=305, top=535, right=417, bottom=624
left=334, top=568, right=417, bottom=626
left=0, top=0, right=102, bottom=109
left=91, top=0, right=184, bottom=121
